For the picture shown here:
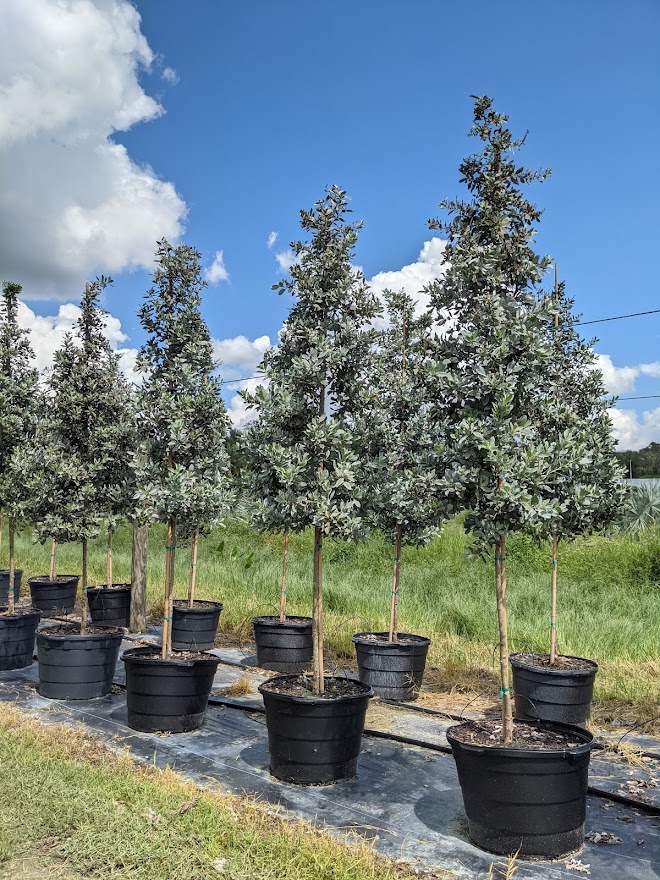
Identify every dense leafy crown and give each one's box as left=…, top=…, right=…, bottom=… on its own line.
left=16, top=277, right=133, bottom=542
left=134, top=239, right=233, bottom=534
left=242, top=186, right=381, bottom=539
left=357, top=289, right=443, bottom=545
left=0, top=281, right=41, bottom=515
left=531, top=282, right=626, bottom=539
left=426, top=96, right=560, bottom=549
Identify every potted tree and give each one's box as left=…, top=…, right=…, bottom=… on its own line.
left=0, top=281, right=42, bottom=670
left=246, top=186, right=380, bottom=784
left=25, top=277, right=126, bottom=698
left=510, top=274, right=626, bottom=724
left=121, top=239, right=225, bottom=733
left=352, top=289, right=440, bottom=700
left=428, top=97, right=594, bottom=858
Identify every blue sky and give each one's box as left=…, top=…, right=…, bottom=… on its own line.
left=1, top=0, right=658, bottom=445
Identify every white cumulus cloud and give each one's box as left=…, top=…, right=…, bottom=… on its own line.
left=0, top=0, right=186, bottom=298
left=205, top=250, right=230, bottom=285
left=368, top=238, right=448, bottom=318
left=275, top=249, right=297, bottom=273
left=212, top=334, right=271, bottom=427
left=608, top=407, right=660, bottom=450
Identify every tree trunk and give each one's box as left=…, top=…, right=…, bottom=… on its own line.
left=388, top=525, right=402, bottom=642
left=279, top=530, right=289, bottom=622
left=49, top=539, right=57, bottom=580
left=495, top=535, right=513, bottom=744
left=162, top=520, right=176, bottom=659
left=550, top=531, right=559, bottom=665
left=80, top=538, right=88, bottom=635
left=106, top=526, right=113, bottom=587
left=312, top=527, right=324, bottom=695
left=7, top=517, right=15, bottom=615
left=187, top=527, right=199, bottom=609
left=130, top=523, right=148, bottom=633
left=0, top=509, right=3, bottom=558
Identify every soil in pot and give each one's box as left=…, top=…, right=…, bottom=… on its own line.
left=86, top=583, right=131, bottom=628
left=0, top=605, right=41, bottom=670
left=171, top=599, right=224, bottom=652
left=258, top=673, right=373, bottom=785
left=0, top=569, right=22, bottom=604
left=122, top=645, right=220, bottom=733
left=28, top=575, right=79, bottom=615
left=447, top=718, right=594, bottom=859
left=252, top=616, right=313, bottom=673
left=510, top=652, right=598, bottom=726
left=36, top=623, right=123, bottom=700
left=352, top=632, right=430, bottom=701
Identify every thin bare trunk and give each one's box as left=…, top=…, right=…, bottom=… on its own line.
left=312, top=526, right=324, bottom=694
left=49, top=539, right=57, bottom=580
left=550, top=531, right=558, bottom=665
left=7, top=518, right=15, bottom=615
left=80, top=538, right=88, bottom=634
left=388, top=525, right=402, bottom=641
left=187, top=527, right=199, bottom=609
left=106, top=526, right=113, bottom=587
left=162, top=520, right=176, bottom=659
left=495, top=535, right=513, bottom=744
left=130, top=523, right=148, bottom=632
left=279, top=530, right=289, bottom=622
left=0, top=509, right=3, bottom=558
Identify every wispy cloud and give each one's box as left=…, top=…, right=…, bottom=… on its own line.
left=161, top=66, right=179, bottom=85
left=205, top=250, right=230, bottom=285
left=266, top=231, right=278, bottom=249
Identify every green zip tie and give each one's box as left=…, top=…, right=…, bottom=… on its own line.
left=314, top=544, right=322, bottom=552
left=550, top=621, right=556, bottom=628
left=393, top=556, right=401, bottom=563
left=190, top=563, right=197, bottom=568
left=163, top=616, right=172, bottom=621
left=552, top=559, right=557, bottom=567
left=495, top=556, right=506, bottom=561
left=499, top=687, right=510, bottom=698
left=165, top=545, right=175, bottom=550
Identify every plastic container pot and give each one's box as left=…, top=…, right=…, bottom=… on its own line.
left=0, top=608, right=41, bottom=670
left=36, top=626, right=123, bottom=700
left=86, top=584, right=132, bottom=628
left=252, top=616, right=313, bottom=673
left=171, top=600, right=224, bottom=651
left=510, top=653, right=598, bottom=726
left=28, top=575, right=79, bottom=615
left=352, top=632, right=431, bottom=701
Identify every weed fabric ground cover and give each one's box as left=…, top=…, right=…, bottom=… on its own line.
left=0, top=637, right=658, bottom=880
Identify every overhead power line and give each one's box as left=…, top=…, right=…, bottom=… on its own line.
left=575, top=308, right=660, bottom=327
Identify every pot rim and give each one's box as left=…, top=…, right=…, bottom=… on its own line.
left=258, top=673, right=373, bottom=705
left=510, top=652, right=599, bottom=675
left=172, top=599, right=224, bottom=613
left=37, top=624, right=124, bottom=642
left=252, top=615, right=312, bottom=628
left=28, top=574, right=79, bottom=586
left=352, top=631, right=431, bottom=647
left=85, top=583, right=132, bottom=594
left=0, top=568, right=23, bottom=575
left=0, top=607, right=41, bottom=622
left=121, top=645, right=220, bottom=668
left=447, top=718, right=594, bottom=757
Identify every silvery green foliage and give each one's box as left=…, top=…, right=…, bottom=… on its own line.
left=133, top=239, right=233, bottom=537
left=531, top=283, right=626, bottom=539
left=241, top=186, right=381, bottom=539
left=0, top=281, right=41, bottom=519
left=426, top=97, right=560, bottom=551
left=20, top=277, right=133, bottom=543
left=357, top=289, right=444, bottom=545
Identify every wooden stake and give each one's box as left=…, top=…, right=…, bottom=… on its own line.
left=162, top=520, right=176, bottom=659
left=550, top=530, right=558, bottom=665
left=130, top=523, right=148, bottom=633
left=279, top=530, right=289, bottom=623
left=7, top=517, right=15, bottom=615
left=106, top=526, right=113, bottom=588
left=80, top=538, right=88, bottom=635
left=0, top=509, right=3, bottom=558
left=495, top=535, right=513, bottom=744
left=388, top=524, right=402, bottom=642
left=49, top=539, right=57, bottom=581
left=312, top=526, right=324, bottom=694
left=187, top=527, right=199, bottom=609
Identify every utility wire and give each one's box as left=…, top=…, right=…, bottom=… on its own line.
left=575, top=307, right=660, bottom=327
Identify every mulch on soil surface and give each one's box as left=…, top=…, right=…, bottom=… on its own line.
left=449, top=719, right=589, bottom=750
left=514, top=652, right=597, bottom=672
left=41, top=625, right=123, bottom=636
left=261, top=674, right=369, bottom=699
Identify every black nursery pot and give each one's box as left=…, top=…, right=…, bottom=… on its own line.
left=258, top=675, right=373, bottom=785
left=36, top=625, right=123, bottom=700
left=28, top=575, right=79, bottom=614
left=510, top=653, right=598, bottom=726
left=86, top=584, right=132, bottom=628
left=252, top=616, right=313, bottom=673
left=171, top=600, right=224, bottom=651
left=0, top=569, right=22, bottom=604
left=0, top=608, right=41, bottom=671
left=122, top=646, right=220, bottom=733
left=447, top=720, right=594, bottom=859
left=352, top=632, right=431, bottom=701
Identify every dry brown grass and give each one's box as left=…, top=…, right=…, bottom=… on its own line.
left=221, top=674, right=254, bottom=696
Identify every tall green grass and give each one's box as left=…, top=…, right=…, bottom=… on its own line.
left=5, top=518, right=659, bottom=707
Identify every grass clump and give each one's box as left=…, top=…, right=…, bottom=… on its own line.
left=0, top=706, right=416, bottom=880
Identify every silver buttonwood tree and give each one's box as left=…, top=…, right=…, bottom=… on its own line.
left=134, top=239, right=233, bottom=657
left=242, top=186, right=382, bottom=694
left=426, top=97, right=560, bottom=743
left=0, top=282, right=40, bottom=615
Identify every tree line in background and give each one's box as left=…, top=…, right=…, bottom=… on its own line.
left=616, top=443, right=660, bottom=478
left=0, top=97, right=626, bottom=739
